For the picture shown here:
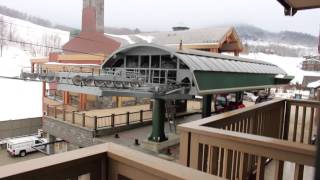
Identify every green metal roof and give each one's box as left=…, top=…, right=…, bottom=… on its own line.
left=103, top=44, right=292, bottom=95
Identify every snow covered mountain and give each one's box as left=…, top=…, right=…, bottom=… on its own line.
left=240, top=53, right=320, bottom=84
left=236, top=25, right=318, bottom=57
left=0, top=14, right=69, bottom=121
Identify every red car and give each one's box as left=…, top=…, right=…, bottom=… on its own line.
left=214, top=93, right=245, bottom=113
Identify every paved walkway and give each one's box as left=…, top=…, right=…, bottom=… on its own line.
left=0, top=148, right=45, bottom=167
left=97, top=113, right=202, bottom=161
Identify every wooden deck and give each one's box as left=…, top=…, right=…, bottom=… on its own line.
left=179, top=99, right=317, bottom=180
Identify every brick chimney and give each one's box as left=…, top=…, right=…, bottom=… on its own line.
left=62, top=0, right=120, bottom=59
left=82, top=0, right=104, bottom=33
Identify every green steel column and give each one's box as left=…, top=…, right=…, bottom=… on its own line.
left=148, top=99, right=167, bottom=142
left=202, top=95, right=212, bottom=118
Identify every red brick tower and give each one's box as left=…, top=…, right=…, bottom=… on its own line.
left=62, top=0, right=120, bottom=58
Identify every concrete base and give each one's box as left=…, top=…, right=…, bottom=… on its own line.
left=142, top=133, right=179, bottom=153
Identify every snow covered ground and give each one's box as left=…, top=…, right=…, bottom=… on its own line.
left=0, top=14, right=70, bottom=121
left=0, top=46, right=42, bottom=121
left=240, top=53, right=320, bottom=84
left=1, top=15, right=70, bottom=49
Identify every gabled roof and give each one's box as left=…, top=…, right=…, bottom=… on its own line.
left=62, top=32, right=121, bottom=56
left=144, top=27, right=234, bottom=45
left=107, top=26, right=243, bottom=51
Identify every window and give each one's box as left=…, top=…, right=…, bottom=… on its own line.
left=161, top=55, right=177, bottom=69
left=35, top=140, right=41, bottom=144
left=151, top=55, right=160, bottom=68
left=140, top=56, right=150, bottom=68
left=179, top=60, right=188, bottom=69
left=114, top=58, right=124, bottom=67
left=126, top=56, right=139, bottom=68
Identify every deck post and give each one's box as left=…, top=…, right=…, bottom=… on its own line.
left=202, top=95, right=212, bottom=118
left=148, top=98, right=167, bottom=142
left=140, top=110, right=143, bottom=123
left=72, top=111, right=75, bottom=124
left=94, top=116, right=98, bottom=130
left=54, top=107, right=57, bottom=118
left=46, top=104, right=49, bottom=116
left=126, top=112, right=130, bottom=125
left=111, top=114, right=115, bottom=127
left=63, top=109, right=66, bottom=121
left=82, top=113, right=86, bottom=127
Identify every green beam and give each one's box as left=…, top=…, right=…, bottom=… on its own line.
left=202, top=95, right=212, bottom=118
left=194, top=71, right=288, bottom=91
left=148, top=99, right=167, bottom=142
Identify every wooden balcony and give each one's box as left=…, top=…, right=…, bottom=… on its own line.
left=0, top=143, right=220, bottom=180
left=179, top=99, right=317, bottom=180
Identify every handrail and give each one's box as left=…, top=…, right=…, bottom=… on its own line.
left=179, top=125, right=315, bottom=166
left=180, top=99, right=285, bottom=127
left=179, top=98, right=318, bottom=179
left=0, top=143, right=220, bottom=180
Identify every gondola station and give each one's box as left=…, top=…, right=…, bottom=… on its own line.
left=22, top=43, right=292, bottom=145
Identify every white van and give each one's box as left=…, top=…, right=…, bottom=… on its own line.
left=7, top=136, right=47, bottom=157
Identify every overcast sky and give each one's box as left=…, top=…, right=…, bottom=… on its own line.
left=0, top=0, right=319, bottom=35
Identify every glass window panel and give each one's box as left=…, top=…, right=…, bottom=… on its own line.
left=151, top=55, right=160, bottom=68
left=140, top=56, right=150, bottom=68
left=126, top=56, right=139, bottom=68
left=161, top=55, right=177, bottom=69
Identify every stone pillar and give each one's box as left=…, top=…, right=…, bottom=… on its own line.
left=202, top=95, right=212, bottom=118
left=47, top=134, right=56, bottom=155
left=148, top=99, right=167, bottom=142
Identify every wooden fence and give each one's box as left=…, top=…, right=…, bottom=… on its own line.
left=45, top=105, right=152, bottom=131
left=179, top=99, right=318, bottom=180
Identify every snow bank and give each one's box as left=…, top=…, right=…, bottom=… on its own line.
left=241, top=53, right=320, bottom=84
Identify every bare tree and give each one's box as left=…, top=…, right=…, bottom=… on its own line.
left=8, top=21, right=17, bottom=41
left=41, top=33, right=61, bottom=56
left=0, top=16, right=7, bottom=56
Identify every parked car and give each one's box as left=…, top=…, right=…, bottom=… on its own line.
left=243, top=92, right=258, bottom=102
left=215, top=93, right=245, bottom=113
left=7, top=136, right=47, bottom=157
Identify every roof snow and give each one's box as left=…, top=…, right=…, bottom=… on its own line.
left=107, top=26, right=234, bottom=47
left=307, top=80, right=320, bottom=88
left=106, top=33, right=135, bottom=44
left=134, top=34, right=154, bottom=43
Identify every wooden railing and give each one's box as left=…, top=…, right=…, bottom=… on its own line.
left=96, top=110, right=152, bottom=129
left=45, top=105, right=152, bottom=131
left=0, top=143, right=219, bottom=180
left=179, top=99, right=318, bottom=180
